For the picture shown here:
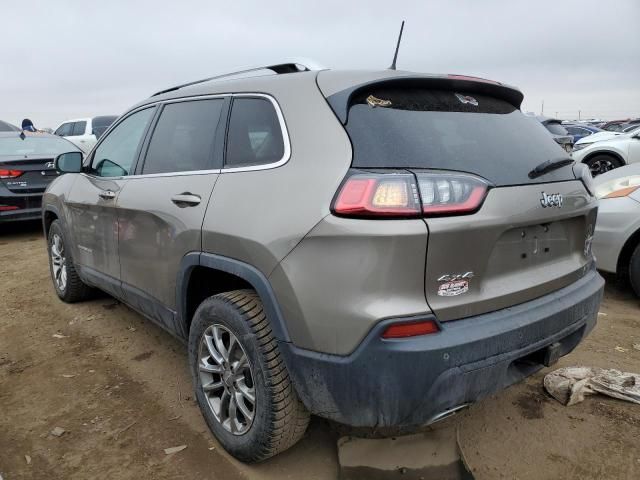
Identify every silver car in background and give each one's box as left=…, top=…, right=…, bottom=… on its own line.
left=593, top=164, right=640, bottom=295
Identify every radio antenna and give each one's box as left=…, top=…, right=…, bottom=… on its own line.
left=389, top=20, right=405, bottom=70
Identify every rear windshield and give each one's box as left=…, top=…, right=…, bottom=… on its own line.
left=0, top=136, right=77, bottom=156
left=345, top=88, right=575, bottom=186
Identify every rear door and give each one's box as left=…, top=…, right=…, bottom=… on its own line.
left=339, top=85, right=597, bottom=321
left=65, top=107, right=156, bottom=294
left=116, top=96, right=227, bottom=331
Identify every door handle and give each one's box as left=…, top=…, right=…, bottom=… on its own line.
left=99, top=190, right=116, bottom=200
left=171, top=193, right=201, bottom=207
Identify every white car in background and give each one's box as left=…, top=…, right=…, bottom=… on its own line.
left=53, top=115, right=118, bottom=153
left=572, top=126, right=640, bottom=176
left=592, top=164, right=640, bottom=297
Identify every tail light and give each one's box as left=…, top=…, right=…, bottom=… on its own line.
left=0, top=169, right=24, bottom=179
left=416, top=171, right=489, bottom=216
left=381, top=319, right=439, bottom=339
left=333, top=170, right=490, bottom=218
left=333, top=173, right=421, bottom=218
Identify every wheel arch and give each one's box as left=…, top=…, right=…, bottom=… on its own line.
left=617, top=226, right=640, bottom=281
left=42, top=205, right=61, bottom=238
left=581, top=149, right=626, bottom=167
left=177, top=252, right=291, bottom=342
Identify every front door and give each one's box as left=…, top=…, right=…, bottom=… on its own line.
left=116, top=97, right=227, bottom=333
left=66, top=107, right=156, bottom=295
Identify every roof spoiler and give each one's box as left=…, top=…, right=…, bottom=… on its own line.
left=326, top=75, right=525, bottom=124
left=151, top=59, right=326, bottom=97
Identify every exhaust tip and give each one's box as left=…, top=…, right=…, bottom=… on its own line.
left=426, top=404, right=471, bottom=426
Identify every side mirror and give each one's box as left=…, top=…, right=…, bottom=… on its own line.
left=55, top=151, right=83, bottom=173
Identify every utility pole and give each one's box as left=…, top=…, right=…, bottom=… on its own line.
left=541, top=100, right=544, bottom=115
left=578, top=110, right=581, bottom=120
left=555, top=111, right=558, bottom=118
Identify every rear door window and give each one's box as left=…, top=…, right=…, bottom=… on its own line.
left=71, top=121, right=87, bottom=136
left=142, top=99, right=224, bottom=174
left=225, top=97, right=285, bottom=168
left=344, top=88, right=575, bottom=186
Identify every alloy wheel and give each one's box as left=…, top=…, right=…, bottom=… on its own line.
left=50, top=233, right=67, bottom=292
left=589, top=158, right=616, bottom=176
left=198, top=324, right=256, bottom=435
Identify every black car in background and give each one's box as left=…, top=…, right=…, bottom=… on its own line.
left=0, top=120, right=20, bottom=132
left=0, top=132, right=81, bottom=222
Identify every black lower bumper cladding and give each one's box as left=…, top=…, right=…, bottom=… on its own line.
left=280, top=267, right=604, bottom=428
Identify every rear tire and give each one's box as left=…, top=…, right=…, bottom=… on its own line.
left=584, top=154, right=622, bottom=177
left=189, top=289, right=309, bottom=462
left=47, top=220, right=92, bottom=303
left=629, top=243, right=640, bottom=298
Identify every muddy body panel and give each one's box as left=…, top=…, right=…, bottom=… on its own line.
left=282, top=266, right=603, bottom=427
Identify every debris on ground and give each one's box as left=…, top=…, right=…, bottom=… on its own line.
left=50, top=427, right=66, bottom=437
left=544, top=366, right=640, bottom=406
left=633, top=344, right=640, bottom=352
left=164, top=445, right=187, bottom=455
left=61, top=374, right=76, bottom=378
left=25, top=455, right=31, bottom=465
left=52, top=333, right=67, bottom=339
left=615, top=346, right=629, bottom=353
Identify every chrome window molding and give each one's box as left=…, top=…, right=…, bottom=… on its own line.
left=221, top=93, right=292, bottom=174
left=81, top=93, right=290, bottom=180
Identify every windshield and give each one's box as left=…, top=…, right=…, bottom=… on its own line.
left=345, top=88, right=575, bottom=186
left=0, top=136, right=78, bottom=156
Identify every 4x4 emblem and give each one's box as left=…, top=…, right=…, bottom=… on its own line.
left=540, top=192, right=563, bottom=208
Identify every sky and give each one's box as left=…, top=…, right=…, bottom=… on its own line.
left=1, top=0, right=639, bottom=128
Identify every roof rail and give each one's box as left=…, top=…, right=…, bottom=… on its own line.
left=151, top=60, right=325, bottom=97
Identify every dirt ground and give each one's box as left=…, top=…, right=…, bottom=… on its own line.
left=1, top=221, right=639, bottom=480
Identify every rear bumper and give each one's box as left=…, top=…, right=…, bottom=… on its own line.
left=0, top=182, right=43, bottom=222
left=281, top=266, right=604, bottom=428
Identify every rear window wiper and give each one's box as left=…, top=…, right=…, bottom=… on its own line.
left=528, top=158, right=574, bottom=179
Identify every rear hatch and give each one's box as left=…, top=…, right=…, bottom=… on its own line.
left=321, top=74, right=597, bottom=321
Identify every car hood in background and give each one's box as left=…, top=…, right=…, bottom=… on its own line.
left=575, top=131, right=623, bottom=145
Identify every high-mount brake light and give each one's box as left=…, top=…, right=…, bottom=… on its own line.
left=0, top=169, right=24, bottom=179
left=333, top=173, right=421, bottom=218
left=416, top=172, right=490, bottom=216
left=381, top=319, right=439, bottom=339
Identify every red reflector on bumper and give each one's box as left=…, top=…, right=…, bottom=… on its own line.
left=0, top=205, right=19, bottom=211
left=381, top=320, right=439, bottom=339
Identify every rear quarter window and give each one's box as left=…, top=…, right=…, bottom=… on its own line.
left=225, top=97, right=285, bottom=168
left=345, top=88, right=575, bottom=186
